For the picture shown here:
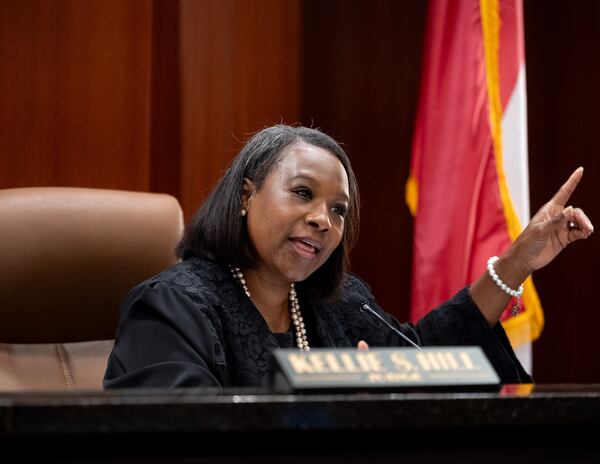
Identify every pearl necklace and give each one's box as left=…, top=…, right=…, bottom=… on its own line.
left=229, top=267, right=310, bottom=351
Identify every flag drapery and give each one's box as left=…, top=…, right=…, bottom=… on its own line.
left=406, top=0, right=543, bottom=353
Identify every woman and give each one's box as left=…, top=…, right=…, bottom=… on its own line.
left=104, top=125, right=593, bottom=389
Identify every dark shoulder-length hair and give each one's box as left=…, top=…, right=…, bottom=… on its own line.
left=176, top=124, right=360, bottom=302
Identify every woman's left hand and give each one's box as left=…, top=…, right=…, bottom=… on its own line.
left=471, top=167, right=593, bottom=327
left=510, top=167, right=593, bottom=274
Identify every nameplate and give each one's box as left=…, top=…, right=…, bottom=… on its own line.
left=271, top=347, right=500, bottom=393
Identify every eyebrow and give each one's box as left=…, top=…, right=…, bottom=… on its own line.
left=291, top=174, right=350, bottom=203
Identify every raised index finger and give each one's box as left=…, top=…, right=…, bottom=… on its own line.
left=551, top=167, right=584, bottom=206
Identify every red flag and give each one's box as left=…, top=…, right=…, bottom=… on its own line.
left=406, top=0, right=543, bottom=354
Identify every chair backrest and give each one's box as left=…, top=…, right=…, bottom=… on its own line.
left=0, top=187, right=184, bottom=391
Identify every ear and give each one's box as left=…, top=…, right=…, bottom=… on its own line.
left=241, top=178, right=256, bottom=211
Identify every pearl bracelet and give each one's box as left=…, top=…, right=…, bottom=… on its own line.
left=486, top=256, right=523, bottom=298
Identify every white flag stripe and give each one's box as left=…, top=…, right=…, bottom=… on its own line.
left=501, top=65, right=530, bottom=228
left=501, top=63, right=532, bottom=373
left=514, top=336, right=532, bottom=373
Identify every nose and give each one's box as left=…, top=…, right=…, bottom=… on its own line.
left=305, top=201, right=331, bottom=231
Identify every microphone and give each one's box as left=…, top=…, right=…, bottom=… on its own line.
left=360, top=301, right=422, bottom=350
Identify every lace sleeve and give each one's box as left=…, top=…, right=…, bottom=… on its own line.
left=416, top=287, right=532, bottom=383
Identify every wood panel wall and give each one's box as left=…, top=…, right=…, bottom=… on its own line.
left=0, top=0, right=598, bottom=382
left=0, top=0, right=152, bottom=190
left=0, top=0, right=299, bottom=216
left=176, top=0, right=300, bottom=216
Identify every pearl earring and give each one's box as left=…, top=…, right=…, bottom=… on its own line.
left=240, top=209, right=247, bottom=217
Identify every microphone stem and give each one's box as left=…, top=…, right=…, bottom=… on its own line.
left=360, top=302, right=422, bottom=350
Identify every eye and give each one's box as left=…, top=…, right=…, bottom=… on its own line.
left=332, top=204, right=347, bottom=217
left=293, top=187, right=313, bottom=200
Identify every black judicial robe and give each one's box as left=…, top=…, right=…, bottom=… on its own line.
left=104, top=257, right=531, bottom=389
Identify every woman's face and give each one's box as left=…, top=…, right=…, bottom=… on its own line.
left=244, top=142, right=350, bottom=285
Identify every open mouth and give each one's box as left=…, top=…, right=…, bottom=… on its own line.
left=290, top=238, right=321, bottom=258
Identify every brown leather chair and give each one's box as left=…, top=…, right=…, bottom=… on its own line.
left=0, top=187, right=184, bottom=391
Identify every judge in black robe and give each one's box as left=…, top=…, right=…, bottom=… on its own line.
left=104, top=125, right=592, bottom=390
